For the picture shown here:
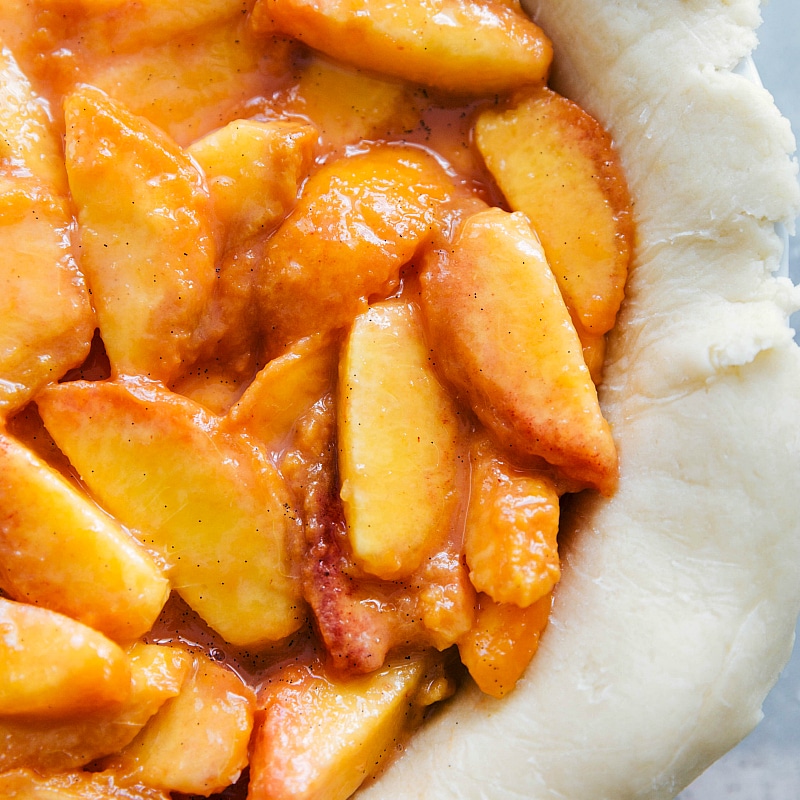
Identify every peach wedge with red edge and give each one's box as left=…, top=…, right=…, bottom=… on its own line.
left=63, top=86, right=217, bottom=384
left=0, top=47, right=94, bottom=415
left=250, top=0, right=552, bottom=95
left=102, top=654, right=255, bottom=796
left=0, top=642, right=192, bottom=773
left=475, top=86, right=634, bottom=340
left=0, top=598, right=131, bottom=719
left=338, top=300, right=463, bottom=580
left=0, top=430, right=169, bottom=642
left=36, top=377, right=305, bottom=647
left=248, top=655, right=439, bottom=800
left=255, top=145, right=454, bottom=360
left=419, top=206, right=618, bottom=495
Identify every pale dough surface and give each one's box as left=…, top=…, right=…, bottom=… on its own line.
left=357, top=0, right=800, bottom=797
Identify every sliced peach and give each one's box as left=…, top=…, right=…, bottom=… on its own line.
left=0, top=768, right=170, bottom=800
left=0, top=598, right=130, bottom=718
left=0, top=643, right=191, bottom=772
left=69, top=15, right=293, bottom=146
left=475, top=86, right=634, bottom=338
left=188, top=118, right=317, bottom=249
left=64, top=87, right=217, bottom=383
left=338, top=301, right=462, bottom=580
left=0, top=431, right=169, bottom=642
left=171, top=235, right=269, bottom=414
left=0, top=47, right=68, bottom=192
left=224, top=331, right=339, bottom=449
left=67, top=0, right=258, bottom=53
left=419, top=207, right=618, bottom=495
left=0, top=49, right=94, bottom=415
left=458, top=592, right=552, bottom=699
left=250, top=0, right=551, bottom=94
left=0, top=181, right=95, bottom=415
left=287, top=396, right=474, bottom=665
left=465, top=438, right=560, bottom=608
left=256, top=145, right=454, bottom=359
left=249, top=656, right=439, bottom=800
left=36, top=378, right=305, bottom=646
left=103, top=654, right=255, bottom=796
left=284, top=56, right=418, bottom=151
left=413, top=544, right=477, bottom=650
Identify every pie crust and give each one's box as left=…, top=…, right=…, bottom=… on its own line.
left=357, top=1, right=800, bottom=797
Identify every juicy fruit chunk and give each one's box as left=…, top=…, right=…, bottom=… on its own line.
left=0, top=46, right=68, bottom=192
left=465, top=440, right=561, bottom=607
left=458, top=592, right=552, bottom=699
left=248, top=657, right=438, bottom=800
left=0, top=431, right=169, bottom=642
left=0, top=598, right=130, bottom=718
left=104, top=654, right=255, bottom=796
left=36, top=378, right=304, bottom=646
left=0, top=183, right=95, bottom=415
left=475, top=87, right=634, bottom=338
left=255, top=145, right=454, bottom=359
left=420, top=207, right=618, bottom=495
left=188, top=118, right=317, bottom=249
left=64, top=87, right=217, bottom=383
left=251, top=0, right=552, bottom=95
left=0, top=643, right=191, bottom=772
left=225, top=332, right=339, bottom=448
left=338, top=301, right=462, bottom=579
left=0, top=768, right=170, bottom=800
left=0, top=48, right=94, bottom=415
left=284, top=57, right=418, bottom=150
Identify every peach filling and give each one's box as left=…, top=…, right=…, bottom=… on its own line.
left=0, top=1, right=633, bottom=798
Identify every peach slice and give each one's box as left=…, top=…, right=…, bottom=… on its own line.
left=0, top=643, right=191, bottom=772
left=0, top=431, right=169, bottom=642
left=224, top=331, right=339, bottom=449
left=338, top=301, right=462, bottom=580
left=36, top=378, right=305, bottom=646
left=0, top=598, right=130, bottom=718
left=250, top=0, right=552, bottom=95
left=458, top=592, right=552, bottom=699
left=475, top=86, right=634, bottom=339
left=283, top=57, right=418, bottom=151
left=0, top=48, right=94, bottom=415
left=103, top=654, right=255, bottom=796
left=419, top=207, right=618, bottom=495
left=0, top=47, right=68, bottom=193
left=465, top=438, right=561, bottom=608
left=188, top=118, right=317, bottom=250
left=79, top=15, right=291, bottom=147
left=0, top=768, right=169, bottom=800
left=248, top=656, right=441, bottom=800
left=0, top=181, right=95, bottom=416
left=65, top=0, right=259, bottom=53
left=64, top=87, right=217, bottom=384
left=256, top=145, right=454, bottom=359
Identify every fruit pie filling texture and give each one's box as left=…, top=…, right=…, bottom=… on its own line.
left=0, top=1, right=632, bottom=798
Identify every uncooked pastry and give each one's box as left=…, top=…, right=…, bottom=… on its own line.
left=357, top=0, right=800, bottom=797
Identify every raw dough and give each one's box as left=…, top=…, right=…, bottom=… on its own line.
left=357, top=0, right=800, bottom=797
